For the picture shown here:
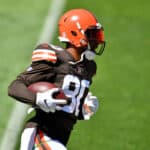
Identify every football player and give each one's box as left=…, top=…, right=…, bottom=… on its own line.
left=8, top=9, right=105, bottom=150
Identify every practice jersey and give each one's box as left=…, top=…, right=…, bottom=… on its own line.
left=8, top=43, right=97, bottom=145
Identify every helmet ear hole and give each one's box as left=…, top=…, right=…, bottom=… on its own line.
left=71, top=31, right=77, bottom=36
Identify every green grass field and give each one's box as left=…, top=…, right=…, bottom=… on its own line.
left=0, top=0, right=150, bottom=150
left=0, top=0, right=51, bottom=142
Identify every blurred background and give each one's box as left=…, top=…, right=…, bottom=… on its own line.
left=0, top=0, right=150, bottom=149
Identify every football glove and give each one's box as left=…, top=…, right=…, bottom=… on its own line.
left=82, top=92, right=99, bottom=120
left=36, top=88, right=67, bottom=113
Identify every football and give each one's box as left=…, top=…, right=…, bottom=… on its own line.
left=28, top=81, right=67, bottom=100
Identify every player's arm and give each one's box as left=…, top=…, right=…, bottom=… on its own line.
left=8, top=61, right=56, bottom=105
left=78, top=61, right=98, bottom=120
left=8, top=78, right=36, bottom=105
left=8, top=43, right=57, bottom=106
left=82, top=92, right=99, bottom=120
left=77, top=92, right=99, bottom=120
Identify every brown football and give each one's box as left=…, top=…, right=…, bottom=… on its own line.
left=28, top=82, right=67, bottom=100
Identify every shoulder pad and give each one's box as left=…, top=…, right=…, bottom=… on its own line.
left=32, top=43, right=57, bottom=63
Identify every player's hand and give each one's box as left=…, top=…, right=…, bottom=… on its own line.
left=36, top=88, right=67, bottom=113
left=82, top=92, right=99, bottom=120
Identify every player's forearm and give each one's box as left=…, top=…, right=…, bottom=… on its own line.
left=8, top=79, right=36, bottom=105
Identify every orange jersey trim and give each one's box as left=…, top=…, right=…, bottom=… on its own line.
left=32, top=49, right=57, bottom=63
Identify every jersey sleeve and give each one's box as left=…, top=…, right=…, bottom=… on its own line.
left=31, top=43, right=57, bottom=63
left=8, top=60, right=56, bottom=105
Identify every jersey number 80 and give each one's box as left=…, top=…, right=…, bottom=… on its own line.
left=61, top=74, right=90, bottom=116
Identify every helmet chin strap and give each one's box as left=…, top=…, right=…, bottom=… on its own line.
left=69, top=44, right=96, bottom=65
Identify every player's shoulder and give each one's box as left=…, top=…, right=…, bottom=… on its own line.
left=32, top=43, right=65, bottom=63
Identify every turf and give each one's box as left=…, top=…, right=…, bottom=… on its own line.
left=66, top=1, right=150, bottom=150
left=0, top=0, right=51, bottom=142
left=1, top=0, right=150, bottom=150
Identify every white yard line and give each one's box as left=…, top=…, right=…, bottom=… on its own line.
left=0, top=0, right=66, bottom=149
